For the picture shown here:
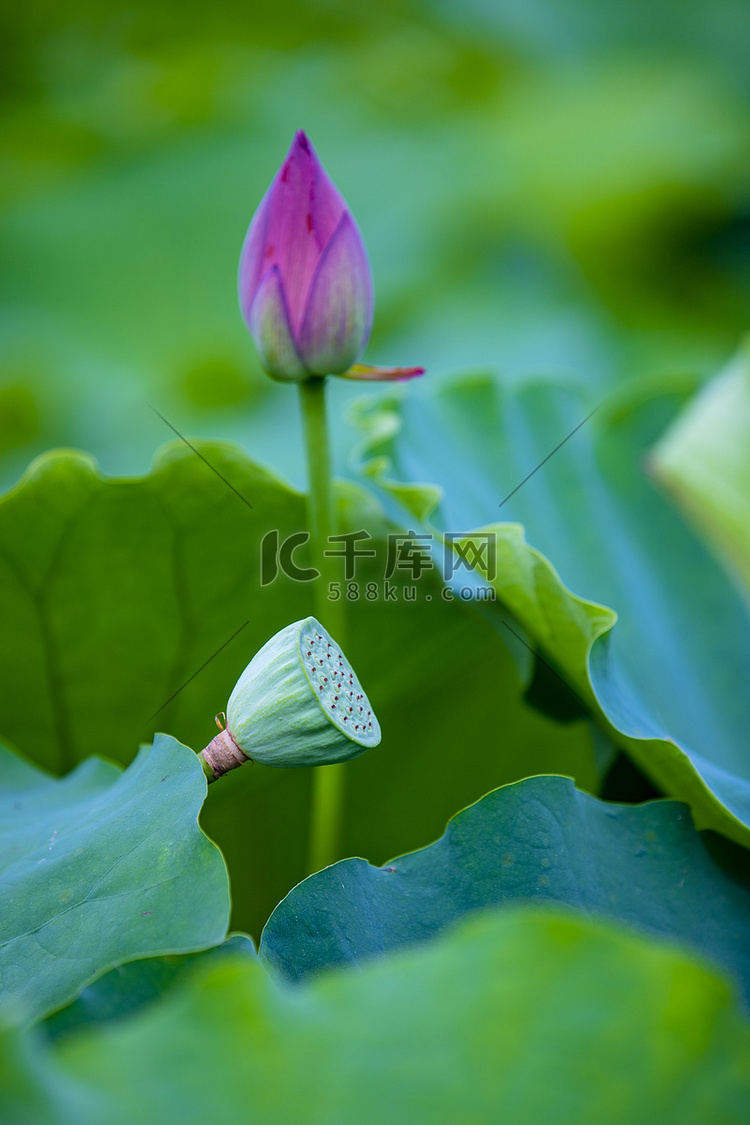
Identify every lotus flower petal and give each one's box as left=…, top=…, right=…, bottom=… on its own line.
left=297, top=212, right=374, bottom=375
left=239, top=132, right=348, bottom=337
left=339, top=362, right=425, bottom=382
left=247, top=266, right=306, bottom=381
left=238, top=192, right=270, bottom=329
left=238, top=130, right=424, bottom=383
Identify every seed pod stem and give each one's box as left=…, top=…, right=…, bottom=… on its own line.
left=199, top=728, right=249, bottom=783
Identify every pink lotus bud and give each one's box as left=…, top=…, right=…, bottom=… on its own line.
left=239, top=131, right=374, bottom=381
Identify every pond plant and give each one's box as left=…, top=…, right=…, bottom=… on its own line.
left=1, top=131, right=750, bottom=1124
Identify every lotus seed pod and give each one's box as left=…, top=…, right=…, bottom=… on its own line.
left=199, top=617, right=380, bottom=779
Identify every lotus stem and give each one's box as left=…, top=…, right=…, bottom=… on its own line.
left=299, top=377, right=347, bottom=873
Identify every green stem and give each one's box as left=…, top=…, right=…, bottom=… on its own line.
left=299, top=377, right=347, bottom=873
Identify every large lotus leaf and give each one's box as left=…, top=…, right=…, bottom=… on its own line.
left=0, top=443, right=596, bottom=936
left=4, top=909, right=750, bottom=1125
left=42, top=935, right=257, bottom=1042
left=350, top=375, right=750, bottom=844
left=261, top=775, right=750, bottom=1002
left=0, top=1019, right=80, bottom=1125
left=651, top=341, right=750, bottom=600
left=0, top=734, right=229, bottom=1025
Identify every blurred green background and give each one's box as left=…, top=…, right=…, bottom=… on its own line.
left=1, top=0, right=749, bottom=491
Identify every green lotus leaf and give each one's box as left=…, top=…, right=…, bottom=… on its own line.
left=0, top=442, right=596, bottom=936
left=261, top=775, right=750, bottom=1001
left=651, top=339, right=750, bottom=599
left=0, top=735, right=230, bottom=1024
left=350, top=375, right=750, bottom=844
left=4, top=909, right=750, bottom=1125
left=43, top=935, right=256, bottom=1042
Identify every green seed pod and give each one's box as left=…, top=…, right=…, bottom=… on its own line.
left=199, top=617, right=380, bottom=779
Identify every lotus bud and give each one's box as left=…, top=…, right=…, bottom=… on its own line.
left=238, top=130, right=424, bottom=383
left=199, top=617, right=381, bottom=780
